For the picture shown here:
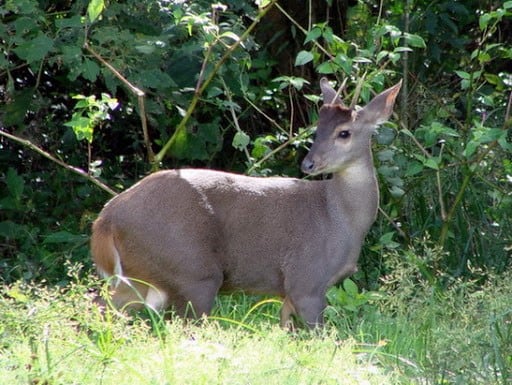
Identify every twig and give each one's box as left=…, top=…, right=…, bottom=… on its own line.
left=243, top=94, right=287, bottom=135
left=154, top=0, right=277, bottom=164
left=83, top=42, right=155, bottom=164
left=436, top=142, right=446, bottom=221
left=194, top=29, right=217, bottom=97
left=398, top=121, right=430, bottom=157
left=274, top=2, right=334, bottom=60
left=505, top=90, right=512, bottom=127
left=246, top=129, right=311, bottom=175
left=222, top=79, right=251, bottom=162
left=376, top=0, right=384, bottom=25
left=378, top=207, right=407, bottom=239
left=288, top=86, right=295, bottom=137
left=349, top=73, right=366, bottom=109
left=401, top=0, right=410, bottom=129
left=0, top=129, right=117, bottom=196
left=439, top=169, right=472, bottom=247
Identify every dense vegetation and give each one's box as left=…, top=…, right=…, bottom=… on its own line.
left=1, top=0, right=511, bottom=383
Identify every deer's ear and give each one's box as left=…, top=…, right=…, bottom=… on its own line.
left=359, top=80, right=402, bottom=125
left=320, top=78, right=343, bottom=105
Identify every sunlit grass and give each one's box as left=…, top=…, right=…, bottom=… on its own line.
left=0, top=279, right=398, bottom=385
left=1, top=256, right=510, bottom=385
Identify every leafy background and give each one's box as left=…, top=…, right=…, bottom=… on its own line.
left=1, top=1, right=512, bottom=383
left=0, top=0, right=511, bottom=294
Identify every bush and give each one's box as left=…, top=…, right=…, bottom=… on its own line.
left=1, top=0, right=511, bottom=287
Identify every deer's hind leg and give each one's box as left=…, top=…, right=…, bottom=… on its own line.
left=168, top=268, right=224, bottom=319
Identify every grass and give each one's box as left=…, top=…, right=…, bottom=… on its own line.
left=0, top=281, right=398, bottom=385
left=1, top=250, right=511, bottom=385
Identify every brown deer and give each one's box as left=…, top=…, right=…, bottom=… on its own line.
left=91, top=78, right=402, bottom=328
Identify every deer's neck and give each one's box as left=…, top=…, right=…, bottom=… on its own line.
left=328, top=155, right=379, bottom=235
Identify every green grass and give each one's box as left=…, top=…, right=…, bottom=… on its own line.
left=0, top=281, right=398, bottom=385
left=1, top=255, right=511, bottom=385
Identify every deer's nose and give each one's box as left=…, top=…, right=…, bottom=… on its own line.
left=301, top=158, right=315, bottom=174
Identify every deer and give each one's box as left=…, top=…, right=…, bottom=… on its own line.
left=91, top=78, right=402, bottom=328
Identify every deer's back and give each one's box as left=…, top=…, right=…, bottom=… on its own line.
left=96, top=169, right=342, bottom=294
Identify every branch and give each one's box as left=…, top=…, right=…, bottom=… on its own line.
left=154, top=0, right=277, bottom=164
left=83, top=42, right=155, bottom=164
left=0, top=129, right=117, bottom=196
left=274, top=2, right=334, bottom=60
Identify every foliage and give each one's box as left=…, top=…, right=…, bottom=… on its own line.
left=367, top=242, right=512, bottom=384
left=405, top=1, right=511, bottom=273
left=1, top=2, right=510, bottom=383
left=1, top=264, right=511, bottom=384
left=0, top=0, right=511, bottom=292
left=348, top=0, right=512, bottom=280
left=64, top=93, right=119, bottom=144
left=0, top=274, right=400, bottom=385
left=0, top=167, right=92, bottom=283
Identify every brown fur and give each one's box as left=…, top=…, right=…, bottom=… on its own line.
left=91, top=79, right=402, bottom=327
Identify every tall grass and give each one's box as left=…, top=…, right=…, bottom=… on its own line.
left=342, top=242, right=512, bottom=384
left=1, top=250, right=510, bottom=385
left=0, top=278, right=398, bottom=385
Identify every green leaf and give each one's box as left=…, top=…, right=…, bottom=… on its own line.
left=316, top=61, right=335, bottom=74
left=87, top=0, right=105, bottom=23
left=44, top=231, right=87, bottom=244
left=61, top=45, right=82, bottom=65
left=480, top=128, right=506, bottom=143
left=252, top=137, right=272, bottom=159
left=219, top=31, right=240, bottom=43
left=169, top=129, right=209, bottom=161
left=376, top=50, right=389, bottom=63
left=197, top=122, right=221, bottom=144
left=498, top=136, right=512, bottom=152
left=404, top=33, right=426, bottom=48
left=353, top=56, right=373, bottom=64
left=81, top=58, right=100, bottom=82
left=295, top=50, right=314, bottom=66
left=463, top=140, right=478, bottom=158
left=388, top=52, right=400, bottom=64
left=454, top=70, right=470, bottom=80
left=389, top=185, right=405, bottom=198
left=14, top=16, right=38, bottom=34
left=304, top=27, right=322, bottom=44
left=376, top=126, right=395, bottom=145
left=1, top=89, right=34, bottom=127
left=405, top=161, right=424, bottom=177
left=101, top=93, right=119, bottom=110
left=207, top=86, right=223, bottom=98
left=64, top=115, right=94, bottom=143
left=256, top=0, right=272, bottom=8
left=423, top=158, right=439, bottom=170
left=273, top=76, right=310, bottom=90
left=343, top=279, right=359, bottom=297
left=6, top=168, right=24, bottom=200
left=232, top=131, right=250, bottom=151
left=55, top=15, right=83, bottom=29
left=0, top=221, right=26, bottom=240
left=394, top=46, right=413, bottom=53
left=6, top=284, right=29, bottom=303
left=379, top=231, right=400, bottom=249
left=288, top=77, right=309, bottom=90
left=333, top=53, right=352, bottom=74
left=135, top=69, right=175, bottom=89
left=135, top=45, right=156, bottom=55
left=13, top=33, right=54, bottom=63
left=479, top=13, right=492, bottom=30
left=377, top=149, right=395, bottom=162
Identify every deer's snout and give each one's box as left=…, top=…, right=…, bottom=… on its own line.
left=301, top=157, right=317, bottom=174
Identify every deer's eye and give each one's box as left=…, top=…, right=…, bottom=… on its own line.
left=337, top=130, right=351, bottom=139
